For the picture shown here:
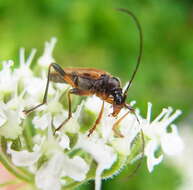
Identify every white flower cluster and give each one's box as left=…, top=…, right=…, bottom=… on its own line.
left=0, top=38, right=184, bottom=190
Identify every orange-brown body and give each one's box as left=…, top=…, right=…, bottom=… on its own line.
left=50, top=66, right=126, bottom=116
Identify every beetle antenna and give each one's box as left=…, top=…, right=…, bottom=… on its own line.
left=116, top=8, right=143, bottom=97
left=124, top=103, right=144, bottom=177
left=127, top=129, right=145, bottom=178
left=124, top=103, right=140, bottom=124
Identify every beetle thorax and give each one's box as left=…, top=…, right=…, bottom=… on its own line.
left=107, top=77, right=125, bottom=105
left=93, top=75, right=124, bottom=105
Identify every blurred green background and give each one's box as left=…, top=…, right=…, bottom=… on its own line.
left=0, top=0, right=192, bottom=189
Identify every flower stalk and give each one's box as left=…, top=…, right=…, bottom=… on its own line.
left=0, top=143, right=33, bottom=183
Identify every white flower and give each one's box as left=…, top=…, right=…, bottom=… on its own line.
left=56, top=132, right=70, bottom=150
left=35, top=150, right=89, bottom=190
left=171, top=126, right=193, bottom=190
left=14, top=48, right=36, bottom=80
left=33, top=113, right=52, bottom=130
left=85, top=95, right=103, bottom=113
left=142, top=103, right=183, bottom=172
left=76, top=134, right=117, bottom=190
left=61, top=155, right=89, bottom=181
left=0, top=37, right=183, bottom=190
left=38, top=37, right=57, bottom=67
left=7, top=143, right=41, bottom=167
left=161, top=124, right=184, bottom=156
left=0, top=60, right=17, bottom=95
left=0, top=107, right=7, bottom=126
left=145, top=140, right=163, bottom=172
left=35, top=152, right=65, bottom=190
left=0, top=101, right=22, bottom=139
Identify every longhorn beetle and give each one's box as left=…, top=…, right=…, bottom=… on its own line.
left=24, top=8, right=143, bottom=138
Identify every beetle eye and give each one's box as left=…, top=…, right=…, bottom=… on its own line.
left=115, top=94, right=123, bottom=104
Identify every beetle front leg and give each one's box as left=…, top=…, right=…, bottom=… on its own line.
left=112, top=111, right=130, bottom=138
left=88, top=101, right=104, bottom=137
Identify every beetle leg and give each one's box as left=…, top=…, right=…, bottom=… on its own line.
left=104, top=96, right=114, bottom=104
left=112, top=111, right=130, bottom=137
left=88, top=101, right=104, bottom=137
left=54, top=89, right=73, bottom=133
left=54, top=88, right=91, bottom=133
left=125, top=104, right=140, bottom=123
left=23, top=63, right=67, bottom=115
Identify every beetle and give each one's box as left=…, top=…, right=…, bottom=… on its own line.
left=23, top=8, right=143, bottom=138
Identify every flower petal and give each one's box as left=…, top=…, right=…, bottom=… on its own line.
left=0, top=102, right=22, bottom=139
left=8, top=145, right=41, bottom=167
left=38, top=37, right=57, bottom=67
left=0, top=110, right=7, bottom=126
left=62, top=155, right=89, bottom=181
left=76, top=134, right=117, bottom=190
left=35, top=152, right=64, bottom=190
left=161, top=125, right=184, bottom=156
left=145, top=140, right=163, bottom=172
left=55, top=132, right=70, bottom=150
left=33, top=113, right=52, bottom=130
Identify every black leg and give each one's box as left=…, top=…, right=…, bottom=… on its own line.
left=23, top=63, right=65, bottom=115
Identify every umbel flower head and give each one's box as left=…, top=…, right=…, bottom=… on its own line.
left=0, top=38, right=183, bottom=190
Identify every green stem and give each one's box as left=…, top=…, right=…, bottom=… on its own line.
left=0, top=138, right=33, bottom=183
left=18, top=167, right=34, bottom=179
left=22, top=119, right=34, bottom=151
left=0, top=137, right=7, bottom=153
left=0, top=150, right=32, bottom=183
left=0, top=180, right=19, bottom=188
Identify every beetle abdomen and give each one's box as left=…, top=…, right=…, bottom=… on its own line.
left=76, top=76, right=94, bottom=90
